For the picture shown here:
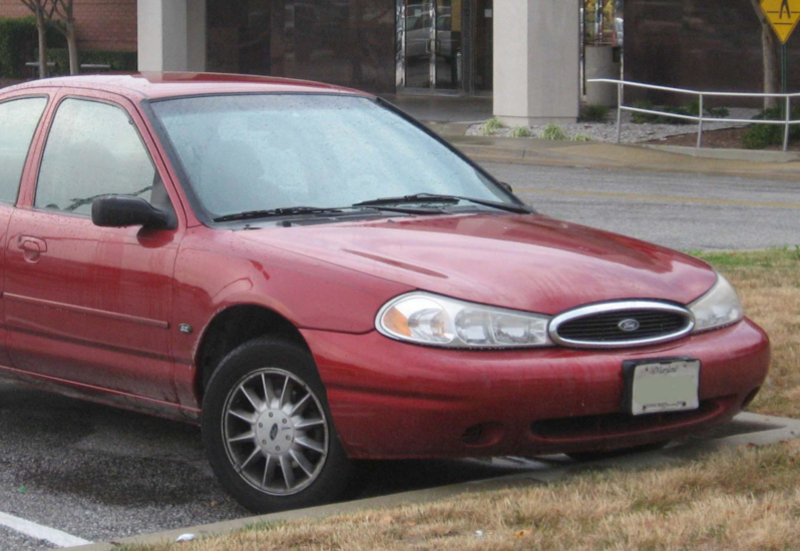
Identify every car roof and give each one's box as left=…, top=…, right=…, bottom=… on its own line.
left=4, top=72, right=370, bottom=100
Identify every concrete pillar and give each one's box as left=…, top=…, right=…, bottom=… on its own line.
left=493, top=0, right=580, bottom=125
left=138, top=0, right=206, bottom=72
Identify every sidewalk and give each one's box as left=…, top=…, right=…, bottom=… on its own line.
left=431, top=122, right=800, bottom=181
left=380, top=95, right=800, bottom=181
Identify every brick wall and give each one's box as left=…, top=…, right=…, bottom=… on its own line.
left=0, top=0, right=137, bottom=51
left=624, top=0, right=800, bottom=105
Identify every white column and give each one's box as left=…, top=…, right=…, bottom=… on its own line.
left=138, top=0, right=206, bottom=72
left=493, top=0, right=580, bottom=126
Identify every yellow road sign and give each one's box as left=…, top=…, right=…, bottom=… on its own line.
left=761, top=0, right=800, bottom=43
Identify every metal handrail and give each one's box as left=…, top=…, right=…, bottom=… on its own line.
left=588, top=78, right=800, bottom=152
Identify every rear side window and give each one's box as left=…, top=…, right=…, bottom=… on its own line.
left=0, top=97, right=47, bottom=204
left=36, top=98, right=159, bottom=215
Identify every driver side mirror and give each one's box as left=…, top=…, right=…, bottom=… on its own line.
left=92, top=196, right=176, bottom=230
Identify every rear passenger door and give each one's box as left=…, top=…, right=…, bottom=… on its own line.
left=0, top=94, right=49, bottom=369
left=4, top=91, right=183, bottom=406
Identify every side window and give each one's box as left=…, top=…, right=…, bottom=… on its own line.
left=36, top=98, right=161, bottom=215
left=0, top=97, right=47, bottom=204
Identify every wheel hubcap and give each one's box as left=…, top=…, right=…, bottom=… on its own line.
left=222, top=368, right=329, bottom=496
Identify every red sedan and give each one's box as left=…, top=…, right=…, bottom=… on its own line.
left=0, top=73, right=769, bottom=513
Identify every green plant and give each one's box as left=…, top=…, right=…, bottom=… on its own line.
left=478, top=117, right=506, bottom=136
left=0, top=16, right=64, bottom=79
left=579, top=104, right=609, bottom=123
left=541, top=124, right=568, bottom=140
left=46, top=48, right=137, bottom=75
left=741, top=106, right=800, bottom=149
left=630, top=99, right=660, bottom=123
left=571, top=134, right=592, bottom=142
left=741, top=123, right=782, bottom=149
left=708, top=107, right=730, bottom=118
left=510, top=126, right=532, bottom=138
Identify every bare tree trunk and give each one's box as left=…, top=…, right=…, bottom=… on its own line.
left=750, top=0, right=780, bottom=110
left=34, top=6, right=47, bottom=78
left=65, top=17, right=78, bottom=74
left=762, top=27, right=780, bottom=109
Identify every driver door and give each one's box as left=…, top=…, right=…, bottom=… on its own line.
left=4, top=91, right=182, bottom=405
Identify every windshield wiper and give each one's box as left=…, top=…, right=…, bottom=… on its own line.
left=213, top=206, right=344, bottom=223
left=352, top=193, right=533, bottom=214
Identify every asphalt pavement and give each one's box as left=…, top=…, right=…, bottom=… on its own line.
left=483, top=162, right=800, bottom=250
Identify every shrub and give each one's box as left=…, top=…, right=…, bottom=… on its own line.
left=630, top=99, right=661, bottom=124
left=541, top=124, right=568, bottom=140
left=741, top=106, right=800, bottom=149
left=571, top=134, right=592, bottom=142
left=510, top=126, right=532, bottom=138
left=0, top=16, right=64, bottom=78
left=478, top=117, right=506, bottom=136
left=708, top=107, right=730, bottom=118
left=47, top=48, right=137, bottom=74
left=579, top=104, right=609, bottom=123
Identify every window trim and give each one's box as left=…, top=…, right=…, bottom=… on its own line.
left=0, top=95, right=50, bottom=206
left=33, top=95, right=172, bottom=220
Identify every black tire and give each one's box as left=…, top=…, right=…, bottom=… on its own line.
left=202, top=337, right=355, bottom=513
left=566, top=441, right=669, bottom=462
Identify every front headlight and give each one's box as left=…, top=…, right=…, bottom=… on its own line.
left=376, top=292, right=553, bottom=349
left=688, top=273, right=744, bottom=332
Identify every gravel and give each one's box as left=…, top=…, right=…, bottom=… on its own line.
left=467, top=108, right=760, bottom=144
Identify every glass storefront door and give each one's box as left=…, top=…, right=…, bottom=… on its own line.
left=396, top=0, right=492, bottom=93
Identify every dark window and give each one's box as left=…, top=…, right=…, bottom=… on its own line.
left=36, top=98, right=160, bottom=215
left=0, top=97, right=47, bottom=204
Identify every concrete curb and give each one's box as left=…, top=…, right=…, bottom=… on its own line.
left=73, top=412, right=800, bottom=550
left=640, top=144, right=800, bottom=164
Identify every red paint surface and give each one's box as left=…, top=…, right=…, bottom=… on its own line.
left=0, top=74, right=770, bottom=458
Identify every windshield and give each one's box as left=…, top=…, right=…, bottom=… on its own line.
left=149, top=94, right=511, bottom=220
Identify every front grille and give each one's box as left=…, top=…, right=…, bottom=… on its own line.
left=550, top=301, right=694, bottom=349
left=558, top=309, right=687, bottom=341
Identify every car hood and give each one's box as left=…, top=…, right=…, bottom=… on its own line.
left=237, top=213, right=717, bottom=315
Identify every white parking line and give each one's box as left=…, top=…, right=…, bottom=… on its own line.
left=0, top=511, right=92, bottom=548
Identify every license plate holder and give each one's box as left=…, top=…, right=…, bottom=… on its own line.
left=622, top=357, right=700, bottom=416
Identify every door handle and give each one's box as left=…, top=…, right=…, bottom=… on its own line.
left=19, top=236, right=47, bottom=262
left=19, top=236, right=48, bottom=253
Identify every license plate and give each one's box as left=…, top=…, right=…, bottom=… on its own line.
left=623, top=358, right=700, bottom=416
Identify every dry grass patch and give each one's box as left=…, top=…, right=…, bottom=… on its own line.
left=134, top=441, right=800, bottom=550
left=694, top=247, right=800, bottom=418
left=131, top=248, right=800, bottom=551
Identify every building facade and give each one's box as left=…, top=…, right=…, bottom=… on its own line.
left=2, top=1, right=798, bottom=118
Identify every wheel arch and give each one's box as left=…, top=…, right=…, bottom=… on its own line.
left=194, top=304, right=310, bottom=405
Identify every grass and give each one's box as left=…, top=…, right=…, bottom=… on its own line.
left=132, top=248, right=800, bottom=550
left=692, top=247, right=800, bottom=417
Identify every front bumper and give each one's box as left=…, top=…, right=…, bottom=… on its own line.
left=301, top=318, right=769, bottom=459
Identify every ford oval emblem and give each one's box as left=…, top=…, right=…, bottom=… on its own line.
left=618, top=319, right=640, bottom=332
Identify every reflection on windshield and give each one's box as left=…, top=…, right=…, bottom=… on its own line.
left=150, top=94, right=508, bottom=219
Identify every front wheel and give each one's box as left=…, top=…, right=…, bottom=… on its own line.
left=202, top=337, right=355, bottom=513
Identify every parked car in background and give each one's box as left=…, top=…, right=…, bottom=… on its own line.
left=0, top=73, right=769, bottom=513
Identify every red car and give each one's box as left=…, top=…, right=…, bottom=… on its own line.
left=0, top=73, right=769, bottom=513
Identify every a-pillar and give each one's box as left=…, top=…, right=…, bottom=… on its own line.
left=137, top=0, right=206, bottom=72
left=493, top=0, right=580, bottom=125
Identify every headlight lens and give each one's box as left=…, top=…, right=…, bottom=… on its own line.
left=376, top=292, right=552, bottom=348
left=688, top=274, right=743, bottom=332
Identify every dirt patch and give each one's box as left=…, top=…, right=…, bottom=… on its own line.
left=643, top=125, right=800, bottom=151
